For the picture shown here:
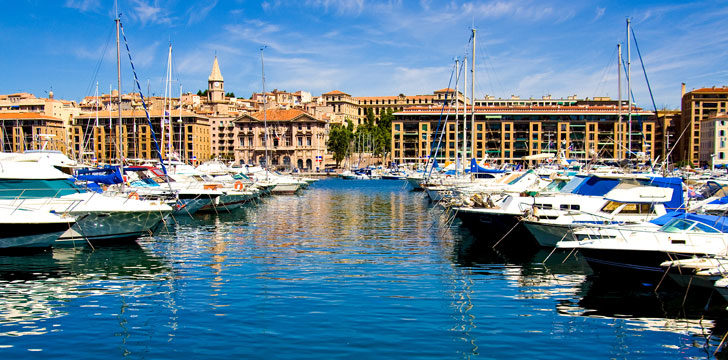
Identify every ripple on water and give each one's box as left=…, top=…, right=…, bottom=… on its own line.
left=0, top=179, right=722, bottom=359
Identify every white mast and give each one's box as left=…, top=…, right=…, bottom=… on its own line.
left=627, top=18, right=632, bottom=158
left=470, top=28, right=476, bottom=162
left=463, top=56, right=468, bottom=167
left=115, top=2, right=124, bottom=183
left=166, top=42, right=173, bottom=167
left=617, top=43, right=622, bottom=159
left=454, top=58, right=459, bottom=176
left=261, top=46, right=270, bottom=180
left=179, top=82, right=183, bottom=163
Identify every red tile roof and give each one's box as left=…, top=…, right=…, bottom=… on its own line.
left=691, top=86, right=728, bottom=93
left=397, top=105, right=652, bottom=115
left=0, top=112, right=62, bottom=121
left=434, top=88, right=455, bottom=93
left=322, top=90, right=349, bottom=96
left=242, top=109, right=323, bottom=122
left=75, top=109, right=205, bottom=118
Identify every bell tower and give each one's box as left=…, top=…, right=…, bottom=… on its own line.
left=208, top=56, right=224, bottom=103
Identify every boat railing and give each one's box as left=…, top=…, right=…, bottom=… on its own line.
left=0, top=188, right=86, bottom=215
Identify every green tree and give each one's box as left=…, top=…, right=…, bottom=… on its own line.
left=225, top=92, right=236, bottom=98
left=374, top=108, right=393, bottom=160
left=327, top=120, right=354, bottom=167
left=196, top=89, right=209, bottom=97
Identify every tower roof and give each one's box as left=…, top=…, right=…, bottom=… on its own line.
left=208, top=56, right=224, bottom=82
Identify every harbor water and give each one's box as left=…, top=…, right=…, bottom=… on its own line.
left=0, top=178, right=726, bottom=359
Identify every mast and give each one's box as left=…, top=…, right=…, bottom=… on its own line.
left=463, top=56, right=468, bottom=168
left=115, top=3, right=124, bottom=183
left=470, top=28, right=476, bottom=162
left=261, top=47, right=269, bottom=179
left=617, top=43, right=622, bottom=159
left=454, top=57, right=459, bottom=176
left=168, top=44, right=173, bottom=167
left=179, top=82, right=183, bottom=163
left=627, top=18, right=632, bottom=158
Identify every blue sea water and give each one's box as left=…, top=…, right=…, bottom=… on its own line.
left=0, top=178, right=724, bottom=359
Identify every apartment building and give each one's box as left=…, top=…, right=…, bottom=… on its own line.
left=699, top=112, right=728, bottom=167
left=392, top=100, right=655, bottom=165
left=678, top=85, right=728, bottom=166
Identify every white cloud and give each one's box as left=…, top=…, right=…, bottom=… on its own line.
left=127, top=0, right=173, bottom=26
left=64, top=0, right=100, bottom=12
left=305, top=0, right=366, bottom=15
left=187, top=0, right=218, bottom=25
left=594, top=6, right=605, bottom=21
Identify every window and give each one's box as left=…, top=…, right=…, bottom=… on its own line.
left=422, top=124, right=427, bottom=131
left=559, top=204, right=580, bottom=211
left=394, top=124, right=400, bottom=131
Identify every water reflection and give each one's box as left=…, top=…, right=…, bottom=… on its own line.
left=0, top=244, right=170, bottom=338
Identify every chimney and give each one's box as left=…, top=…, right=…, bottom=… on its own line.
left=681, top=83, right=686, bottom=97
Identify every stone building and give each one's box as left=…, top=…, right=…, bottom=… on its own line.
left=73, top=109, right=211, bottom=164
left=392, top=98, right=655, bottom=165
left=234, top=109, right=327, bottom=170
left=699, top=112, right=728, bottom=167
left=677, top=84, right=728, bottom=166
left=0, top=112, right=68, bottom=154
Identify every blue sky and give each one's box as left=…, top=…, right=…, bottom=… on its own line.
left=2, top=0, right=727, bottom=109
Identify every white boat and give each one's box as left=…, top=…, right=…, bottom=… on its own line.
left=660, top=256, right=728, bottom=289
left=0, top=206, right=75, bottom=250
left=557, top=213, right=728, bottom=280
left=523, top=182, right=677, bottom=247
left=0, top=161, right=172, bottom=246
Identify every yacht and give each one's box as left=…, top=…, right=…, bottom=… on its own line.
left=0, top=161, right=172, bottom=246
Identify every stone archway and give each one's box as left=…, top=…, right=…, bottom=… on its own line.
left=297, top=159, right=304, bottom=169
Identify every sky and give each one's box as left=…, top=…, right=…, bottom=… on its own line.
left=1, top=0, right=727, bottom=109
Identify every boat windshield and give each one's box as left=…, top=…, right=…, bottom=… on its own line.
left=0, top=179, right=85, bottom=199
left=660, top=218, right=721, bottom=233
left=559, top=175, right=586, bottom=194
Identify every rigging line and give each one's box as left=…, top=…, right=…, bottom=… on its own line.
left=593, top=45, right=618, bottom=98
left=631, top=27, right=658, bottom=113
left=620, top=57, right=637, bottom=104
left=476, top=36, right=503, bottom=98
left=119, top=18, right=168, bottom=176
left=425, top=63, right=457, bottom=179
left=83, top=24, right=114, bottom=98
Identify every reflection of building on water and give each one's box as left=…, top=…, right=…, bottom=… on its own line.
left=0, top=245, right=171, bottom=339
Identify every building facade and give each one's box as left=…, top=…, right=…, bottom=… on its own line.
left=678, top=85, right=728, bottom=166
left=699, top=113, right=728, bottom=167
left=0, top=113, right=68, bottom=154
left=73, top=110, right=211, bottom=164
left=392, top=102, right=655, bottom=165
left=234, top=109, right=328, bottom=170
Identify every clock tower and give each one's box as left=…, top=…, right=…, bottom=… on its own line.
left=208, top=56, right=224, bottom=103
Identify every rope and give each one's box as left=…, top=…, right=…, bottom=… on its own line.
left=631, top=27, right=658, bottom=113
left=118, top=17, right=168, bottom=176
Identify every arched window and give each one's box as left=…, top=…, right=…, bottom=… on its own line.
left=297, top=159, right=304, bottom=169
left=305, top=159, right=312, bottom=169
left=283, top=156, right=291, bottom=166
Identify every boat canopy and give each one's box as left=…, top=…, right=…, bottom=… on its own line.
left=469, top=158, right=506, bottom=174
left=603, top=184, right=673, bottom=204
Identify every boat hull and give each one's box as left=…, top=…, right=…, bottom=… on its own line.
left=455, top=208, right=536, bottom=246
left=271, top=183, right=300, bottom=195
left=0, top=222, right=71, bottom=250
left=56, top=210, right=168, bottom=246
left=523, top=221, right=574, bottom=248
